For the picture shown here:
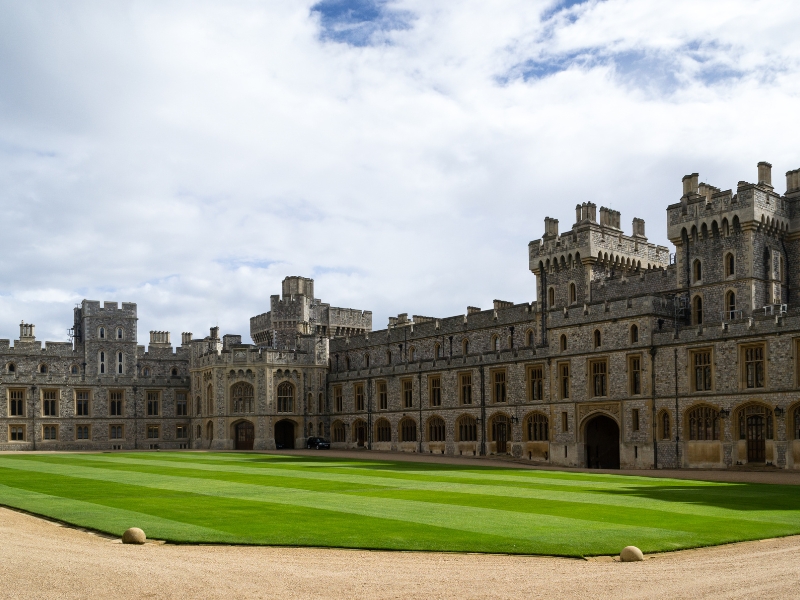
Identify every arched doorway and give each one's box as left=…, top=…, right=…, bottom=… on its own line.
left=585, top=414, right=620, bottom=469
left=492, top=415, right=509, bottom=453
left=353, top=421, right=366, bottom=447
left=275, top=419, right=296, bottom=449
left=205, top=421, right=214, bottom=449
left=234, top=421, right=254, bottom=450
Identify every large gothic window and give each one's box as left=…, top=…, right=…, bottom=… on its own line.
left=277, top=382, right=294, bottom=413
left=231, top=382, right=254, bottom=413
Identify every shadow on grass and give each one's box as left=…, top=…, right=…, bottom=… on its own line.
left=605, top=482, right=800, bottom=512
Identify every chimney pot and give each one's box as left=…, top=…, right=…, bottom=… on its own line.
left=757, top=161, right=772, bottom=187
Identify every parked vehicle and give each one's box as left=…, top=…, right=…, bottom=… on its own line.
left=306, top=437, right=331, bottom=450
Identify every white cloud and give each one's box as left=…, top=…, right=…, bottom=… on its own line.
left=0, top=0, right=798, bottom=344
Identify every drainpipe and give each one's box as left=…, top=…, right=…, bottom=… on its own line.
left=674, top=348, right=680, bottom=468
left=480, top=365, right=486, bottom=456
left=650, top=346, right=657, bottom=469
left=30, top=385, right=37, bottom=451
left=367, top=377, right=372, bottom=451
left=417, top=370, right=422, bottom=453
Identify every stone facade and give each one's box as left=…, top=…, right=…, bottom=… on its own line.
left=3, top=163, right=800, bottom=470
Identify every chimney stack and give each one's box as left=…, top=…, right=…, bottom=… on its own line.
left=682, top=173, right=699, bottom=196
left=757, top=161, right=772, bottom=187
left=786, top=168, right=800, bottom=193
left=19, top=322, right=35, bottom=341
left=544, top=217, right=559, bottom=237
left=181, top=332, right=193, bottom=345
left=632, top=218, right=646, bottom=238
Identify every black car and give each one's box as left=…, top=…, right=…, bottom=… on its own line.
left=306, top=437, right=331, bottom=449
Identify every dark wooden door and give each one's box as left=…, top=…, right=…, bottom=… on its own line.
left=747, top=415, right=765, bottom=462
left=356, top=425, right=366, bottom=447
left=235, top=422, right=254, bottom=450
left=496, top=423, right=507, bottom=453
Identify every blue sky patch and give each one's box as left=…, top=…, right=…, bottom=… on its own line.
left=311, top=0, right=414, bottom=47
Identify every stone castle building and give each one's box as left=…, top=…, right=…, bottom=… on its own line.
left=2, top=162, right=800, bottom=470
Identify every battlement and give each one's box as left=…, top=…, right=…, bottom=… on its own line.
left=667, top=161, right=797, bottom=244
left=80, top=300, right=137, bottom=316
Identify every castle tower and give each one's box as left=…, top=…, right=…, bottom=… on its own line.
left=73, top=300, right=139, bottom=377
left=666, top=162, right=798, bottom=325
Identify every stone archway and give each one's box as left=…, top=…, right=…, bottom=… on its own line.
left=584, top=414, right=620, bottom=469
left=234, top=420, right=254, bottom=451
left=275, top=419, right=296, bottom=449
left=205, top=421, right=214, bottom=449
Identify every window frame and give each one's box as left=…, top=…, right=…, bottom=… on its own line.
left=75, top=424, right=91, bottom=440
left=42, top=424, right=58, bottom=441
left=588, top=358, right=608, bottom=398
left=689, top=347, right=714, bottom=393
left=75, top=390, right=91, bottom=417
left=9, top=388, right=25, bottom=417
left=333, top=386, right=343, bottom=413
left=9, top=424, right=26, bottom=441
left=740, top=343, right=766, bottom=390
left=146, top=390, right=161, bottom=416
left=109, top=390, right=124, bottom=417
left=377, top=380, right=388, bottom=410
left=277, top=382, right=295, bottom=413
left=628, top=354, right=642, bottom=396
left=428, top=375, right=442, bottom=407
left=459, top=372, right=473, bottom=405
left=401, top=378, right=413, bottom=408
left=110, top=424, right=124, bottom=440
left=525, top=412, right=549, bottom=441
left=491, top=369, right=507, bottom=404
left=42, top=389, right=59, bottom=417
left=558, top=361, right=570, bottom=399
left=527, top=364, right=544, bottom=402
left=146, top=424, right=160, bottom=440
left=354, top=383, right=365, bottom=411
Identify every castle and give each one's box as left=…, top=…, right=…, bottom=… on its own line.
left=2, top=162, right=800, bottom=470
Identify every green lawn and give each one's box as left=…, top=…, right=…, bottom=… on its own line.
left=1, top=452, right=799, bottom=557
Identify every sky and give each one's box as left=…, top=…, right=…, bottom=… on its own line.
left=0, top=0, right=799, bottom=345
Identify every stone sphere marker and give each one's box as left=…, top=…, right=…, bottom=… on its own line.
left=619, top=546, right=644, bottom=562
left=122, top=527, right=146, bottom=544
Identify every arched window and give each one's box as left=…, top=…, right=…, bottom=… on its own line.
left=593, top=330, right=601, bottom=348
left=232, top=382, right=255, bottom=413
left=525, top=413, right=549, bottom=441
left=318, top=393, right=324, bottom=413
left=725, top=253, right=735, bottom=277
left=197, top=424, right=202, bottom=439
left=687, top=406, right=719, bottom=440
left=491, top=335, right=499, bottom=351
left=569, top=282, right=576, bottom=304
left=116, top=327, right=124, bottom=339
left=99, top=327, right=105, bottom=339
left=39, top=364, right=47, bottom=374
left=457, top=415, right=477, bottom=442
left=364, top=353, right=370, bottom=368
left=548, top=287, right=555, bottom=307
left=693, top=259, right=702, bottom=282
left=117, top=352, right=124, bottom=374
left=409, top=347, right=416, bottom=361
left=7, top=363, right=15, bottom=373
left=142, top=367, right=150, bottom=377
left=725, top=291, right=736, bottom=319
left=737, top=404, right=774, bottom=441
left=332, top=421, right=345, bottom=443
left=630, top=324, right=639, bottom=343
left=386, top=350, right=392, bottom=365
left=462, top=338, right=470, bottom=355
left=428, top=417, right=446, bottom=442
left=560, top=334, right=567, bottom=351
left=206, top=384, right=214, bottom=415
left=196, top=396, right=202, bottom=416
left=171, top=367, right=178, bottom=376
left=375, top=418, right=391, bottom=442
left=99, top=351, right=105, bottom=374
left=434, top=343, right=441, bottom=359
left=525, top=329, right=534, bottom=346
left=400, top=418, right=417, bottom=442
left=277, top=382, right=294, bottom=413
left=662, top=411, right=671, bottom=440
left=693, top=295, right=703, bottom=325
left=345, top=356, right=350, bottom=370
left=70, top=365, right=79, bottom=375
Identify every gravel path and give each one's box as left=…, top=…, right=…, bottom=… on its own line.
left=2, top=506, right=799, bottom=600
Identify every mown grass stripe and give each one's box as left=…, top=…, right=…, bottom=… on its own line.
left=57, top=454, right=800, bottom=526
left=0, top=483, right=228, bottom=540
left=0, top=456, right=690, bottom=556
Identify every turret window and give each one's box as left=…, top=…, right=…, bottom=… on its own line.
left=569, top=282, right=577, bottom=304
left=117, top=352, right=124, bottom=374
left=693, top=260, right=702, bottom=282
left=99, top=351, right=106, bottom=374
left=725, top=253, right=735, bottom=277
left=99, top=327, right=105, bottom=339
